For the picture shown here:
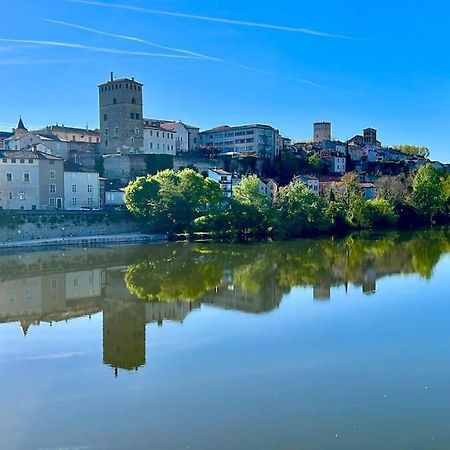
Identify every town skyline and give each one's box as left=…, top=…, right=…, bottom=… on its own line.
left=1, top=0, right=449, bottom=162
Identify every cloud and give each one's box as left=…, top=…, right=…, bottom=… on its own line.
left=0, top=38, right=203, bottom=59
left=70, top=0, right=358, bottom=40
left=43, top=18, right=222, bottom=61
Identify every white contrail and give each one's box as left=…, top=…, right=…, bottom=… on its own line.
left=43, top=18, right=324, bottom=87
left=0, top=38, right=203, bottom=59
left=43, top=18, right=222, bottom=61
left=69, top=0, right=357, bottom=40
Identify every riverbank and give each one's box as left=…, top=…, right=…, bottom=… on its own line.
left=0, top=232, right=167, bottom=251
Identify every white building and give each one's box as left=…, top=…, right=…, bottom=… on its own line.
left=324, top=156, right=346, bottom=174
left=208, top=168, right=233, bottom=198
left=293, top=175, right=320, bottom=194
left=143, top=121, right=176, bottom=155
left=160, top=121, right=200, bottom=153
left=258, top=178, right=279, bottom=201
left=200, top=124, right=282, bottom=159
left=64, top=165, right=101, bottom=210
left=105, top=189, right=126, bottom=207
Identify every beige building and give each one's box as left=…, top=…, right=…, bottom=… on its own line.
left=35, top=125, right=100, bottom=144
left=0, top=149, right=64, bottom=210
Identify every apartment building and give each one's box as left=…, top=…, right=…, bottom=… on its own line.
left=200, top=124, right=281, bottom=159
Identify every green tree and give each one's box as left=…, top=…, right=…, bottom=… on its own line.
left=230, top=175, right=274, bottom=235
left=393, top=145, right=430, bottom=158
left=308, top=154, right=322, bottom=174
left=274, top=181, right=331, bottom=236
left=125, top=169, right=223, bottom=232
left=411, top=165, right=446, bottom=220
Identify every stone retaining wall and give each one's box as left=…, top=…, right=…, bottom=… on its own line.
left=0, top=211, right=145, bottom=242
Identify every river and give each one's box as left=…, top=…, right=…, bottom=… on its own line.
left=0, top=228, right=449, bottom=449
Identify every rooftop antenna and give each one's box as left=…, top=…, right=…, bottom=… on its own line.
left=110, top=72, right=114, bottom=82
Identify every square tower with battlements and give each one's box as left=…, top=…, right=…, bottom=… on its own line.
left=313, top=122, right=331, bottom=143
left=99, top=73, right=144, bottom=154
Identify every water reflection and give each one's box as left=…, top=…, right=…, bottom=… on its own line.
left=1, top=228, right=449, bottom=375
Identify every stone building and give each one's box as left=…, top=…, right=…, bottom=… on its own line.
left=98, top=73, right=144, bottom=154
left=103, top=153, right=148, bottom=186
left=0, top=148, right=64, bottom=210
left=313, top=122, right=331, bottom=143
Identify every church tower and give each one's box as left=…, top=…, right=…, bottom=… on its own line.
left=98, top=73, right=144, bottom=154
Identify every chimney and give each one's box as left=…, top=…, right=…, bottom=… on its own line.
left=110, top=72, right=114, bottom=82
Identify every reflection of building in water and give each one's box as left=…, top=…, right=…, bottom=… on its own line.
left=313, top=284, right=331, bottom=301
left=103, top=298, right=146, bottom=374
left=0, top=270, right=102, bottom=334
left=202, top=275, right=284, bottom=314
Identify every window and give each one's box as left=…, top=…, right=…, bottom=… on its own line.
left=135, top=113, right=140, bottom=120
left=28, top=159, right=33, bottom=164
left=72, top=185, right=77, bottom=193
left=105, top=128, right=108, bottom=136
left=87, top=184, right=92, bottom=193
left=130, top=113, right=135, bottom=119
left=114, top=127, right=119, bottom=136
left=103, top=114, right=107, bottom=121
left=51, top=279, right=58, bottom=289
left=72, top=198, right=77, bottom=206
left=49, top=184, right=56, bottom=193
left=8, top=193, right=13, bottom=200
left=49, top=170, right=55, bottom=179
left=19, top=192, right=25, bottom=201
left=150, top=143, right=153, bottom=149
left=50, top=160, right=54, bottom=165
left=156, top=131, right=159, bottom=137
left=2, top=158, right=6, bottom=163
left=87, top=197, right=93, bottom=206
left=135, top=128, right=140, bottom=136
left=20, top=159, right=24, bottom=164
left=49, top=198, right=55, bottom=207
left=23, top=173, right=30, bottom=183
left=113, top=98, right=117, bottom=105
left=6, top=173, right=12, bottom=182
left=11, top=159, right=16, bottom=163
left=131, top=97, right=136, bottom=104
left=72, top=135, right=76, bottom=141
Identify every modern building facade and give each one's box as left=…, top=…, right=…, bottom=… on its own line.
left=98, top=73, right=144, bottom=154
left=0, top=149, right=64, bottom=210
left=313, top=122, right=332, bottom=143
left=200, top=124, right=281, bottom=159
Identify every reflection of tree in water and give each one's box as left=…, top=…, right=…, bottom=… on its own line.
left=125, top=228, right=450, bottom=308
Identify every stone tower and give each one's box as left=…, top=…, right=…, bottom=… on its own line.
left=98, top=73, right=144, bottom=154
left=313, top=122, right=331, bottom=143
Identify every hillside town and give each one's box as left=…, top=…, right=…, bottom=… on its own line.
left=0, top=73, right=448, bottom=212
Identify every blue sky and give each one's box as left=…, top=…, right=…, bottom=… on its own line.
left=1, top=0, right=449, bottom=161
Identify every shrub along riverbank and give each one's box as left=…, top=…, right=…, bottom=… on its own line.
left=125, top=165, right=450, bottom=240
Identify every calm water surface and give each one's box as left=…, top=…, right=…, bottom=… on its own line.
left=1, top=229, right=450, bottom=450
